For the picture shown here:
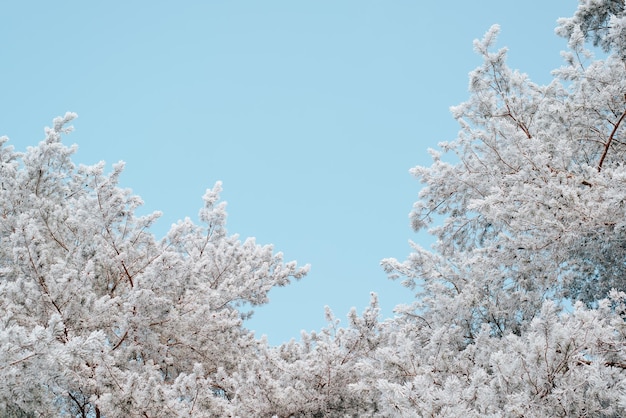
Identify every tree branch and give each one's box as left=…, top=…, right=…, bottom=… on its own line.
left=598, top=101, right=626, bottom=172
left=111, top=329, right=128, bottom=351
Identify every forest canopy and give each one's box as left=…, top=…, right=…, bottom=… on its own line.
left=2, top=1, right=626, bottom=416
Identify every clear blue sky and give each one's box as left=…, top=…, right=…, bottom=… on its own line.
left=1, top=2, right=574, bottom=345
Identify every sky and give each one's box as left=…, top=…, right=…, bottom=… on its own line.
left=1, top=1, right=577, bottom=345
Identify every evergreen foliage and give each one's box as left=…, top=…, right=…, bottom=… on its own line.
left=2, top=1, right=626, bottom=416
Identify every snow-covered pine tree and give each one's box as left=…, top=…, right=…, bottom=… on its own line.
left=377, top=1, right=626, bottom=415
left=0, top=114, right=308, bottom=417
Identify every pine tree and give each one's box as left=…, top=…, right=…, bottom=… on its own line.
left=0, top=114, right=308, bottom=416
left=376, top=1, right=626, bottom=415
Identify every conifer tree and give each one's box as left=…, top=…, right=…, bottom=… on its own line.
left=0, top=114, right=308, bottom=416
